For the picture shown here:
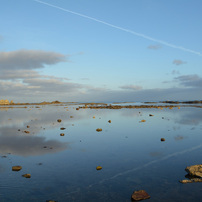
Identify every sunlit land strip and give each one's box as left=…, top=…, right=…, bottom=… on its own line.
left=34, top=0, right=202, bottom=57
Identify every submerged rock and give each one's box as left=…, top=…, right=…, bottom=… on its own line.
left=57, top=119, right=62, bottom=123
left=131, top=190, right=150, bottom=201
left=161, top=138, right=165, bottom=142
left=60, top=133, right=65, bottom=136
left=108, top=120, right=111, bottom=123
left=96, top=128, right=102, bottom=132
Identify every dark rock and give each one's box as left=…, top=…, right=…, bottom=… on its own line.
left=131, top=190, right=150, bottom=201
left=161, top=138, right=165, bottom=141
left=96, top=128, right=102, bottom=132
left=57, top=119, right=62, bottom=123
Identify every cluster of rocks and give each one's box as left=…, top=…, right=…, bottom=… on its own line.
left=180, top=164, right=202, bottom=184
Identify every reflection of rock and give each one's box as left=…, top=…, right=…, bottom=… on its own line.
left=174, top=135, right=184, bottom=141
left=185, top=164, right=202, bottom=177
left=131, top=190, right=150, bottom=201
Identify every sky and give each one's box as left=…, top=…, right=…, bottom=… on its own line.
left=0, top=0, right=202, bottom=103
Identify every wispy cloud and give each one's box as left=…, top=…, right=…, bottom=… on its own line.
left=171, top=70, right=180, bottom=75
left=147, top=44, right=161, bottom=50
left=119, top=85, right=142, bottom=91
left=173, top=59, right=186, bottom=66
left=0, top=49, right=67, bottom=70
left=175, top=74, right=202, bottom=88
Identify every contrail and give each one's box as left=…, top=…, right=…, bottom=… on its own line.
left=34, top=0, right=202, bottom=57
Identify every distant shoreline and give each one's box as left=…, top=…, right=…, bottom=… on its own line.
left=0, top=100, right=202, bottom=109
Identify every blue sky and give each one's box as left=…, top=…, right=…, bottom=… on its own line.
left=0, top=0, right=202, bottom=102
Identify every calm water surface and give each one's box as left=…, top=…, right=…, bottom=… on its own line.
left=0, top=104, right=202, bottom=201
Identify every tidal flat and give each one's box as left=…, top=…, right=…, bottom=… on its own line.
left=0, top=102, right=202, bottom=201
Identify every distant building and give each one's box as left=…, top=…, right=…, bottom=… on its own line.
left=0, top=99, right=10, bottom=105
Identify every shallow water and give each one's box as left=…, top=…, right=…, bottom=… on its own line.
left=0, top=104, right=202, bottom=201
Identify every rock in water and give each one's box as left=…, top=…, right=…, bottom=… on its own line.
left=96, top=166, right=102, bottom=170
left=180, top=178, right=202, bottom=184
left=22, top=174, right=31, bottom=178
left=12, top=166, right=22, bottom=171
left=131, top=190, right=150, bottom=201
left=185, top=164, right=202, bottom=177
